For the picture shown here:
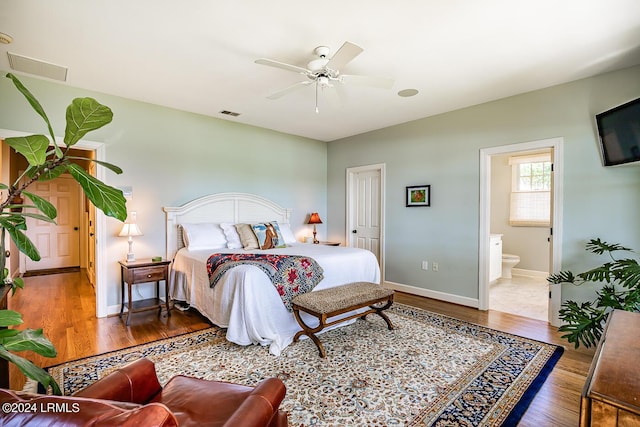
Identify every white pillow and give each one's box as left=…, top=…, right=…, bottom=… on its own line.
left=181, top=223, right=227, bottom=250
left=220, top=222, right=243, bottom=249
left=278, top=222, right=297, bottom=244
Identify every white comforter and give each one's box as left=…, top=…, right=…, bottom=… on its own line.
left=170, top=243, right=381, bottom=355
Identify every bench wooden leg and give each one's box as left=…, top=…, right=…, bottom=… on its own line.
left=293, top=308, right=328, bottom=358
left=359, top=298, right=395, bottom=330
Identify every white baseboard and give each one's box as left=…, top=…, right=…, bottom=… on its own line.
left=383, top=280, right=479, bottom=309
left=512, top=268, right=548, bottom=279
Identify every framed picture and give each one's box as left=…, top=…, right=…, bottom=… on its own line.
left=406, top=185, right=430, bottom=207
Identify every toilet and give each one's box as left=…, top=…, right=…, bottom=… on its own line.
left=501, top=253, right=520, bottom=279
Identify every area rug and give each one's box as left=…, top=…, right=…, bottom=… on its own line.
left=48, top=304, right=563, bottom=426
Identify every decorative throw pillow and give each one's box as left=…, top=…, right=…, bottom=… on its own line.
left=277, top=222, right=297, bottom=244
left=251, top=221, right=287, bottom=250
left=181, top=223, right=227, bottom=250
left=220, top=222, right=243, bottom=249
left=235, top=223, right=260, bottom=250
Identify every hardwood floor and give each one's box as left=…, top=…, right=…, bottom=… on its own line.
left=6, top=271, right=594, bottom=426
left=6, top=271, right=211, bottom=390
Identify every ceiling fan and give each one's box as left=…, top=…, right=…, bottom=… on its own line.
left=255, top=41, right=394, bottom=113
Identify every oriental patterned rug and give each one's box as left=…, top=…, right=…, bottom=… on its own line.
left=48, top=304, right=563, bottom=426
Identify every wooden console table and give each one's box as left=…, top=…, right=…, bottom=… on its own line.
left=580, top=309, right=640, bottom=426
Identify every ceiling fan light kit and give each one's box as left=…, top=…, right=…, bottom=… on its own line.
left=255, top=41, right=394, bottom=113
left=0, top=32, right=12, bottom=44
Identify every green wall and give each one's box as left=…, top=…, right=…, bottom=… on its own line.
left=0, top=72, right=327, bottom=309
left=3, top=65, right=640, bottom=312
left=327, top=65, right=640, bottom=305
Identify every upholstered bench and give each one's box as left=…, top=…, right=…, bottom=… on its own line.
left=292, top=282, right=395, bottom=357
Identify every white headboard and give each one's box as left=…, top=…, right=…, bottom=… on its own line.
left=163, top=192, right=292, bottom=259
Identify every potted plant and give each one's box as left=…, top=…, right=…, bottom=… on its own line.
left=548, top=238, right=640, bottom=349
left=0, top=73, right=127, bottom=394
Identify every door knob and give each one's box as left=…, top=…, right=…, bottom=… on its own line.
left=352, top=230, right=357, bottom=233
left=89, top=233, right=95, bottom=237
left=74, top=227, right=79, bottom=231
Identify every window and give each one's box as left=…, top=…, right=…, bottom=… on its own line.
left=509, top=153, right=551, bottom=226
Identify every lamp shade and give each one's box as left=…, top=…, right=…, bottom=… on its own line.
left=118, top=223, right=143, bottom=237
left=308, top=212, right=323, bottom=225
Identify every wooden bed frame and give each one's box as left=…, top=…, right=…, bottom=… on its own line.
left=163, top=192, right=292, bottom=260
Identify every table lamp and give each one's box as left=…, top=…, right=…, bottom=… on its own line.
left=307, top=212, right=323, bottom=244
left=119, top=212, right=143, bottom=262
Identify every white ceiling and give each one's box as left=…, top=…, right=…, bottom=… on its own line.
left=1, top=1, right=639, bottom=142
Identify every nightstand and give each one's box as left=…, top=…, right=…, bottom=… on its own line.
left=318, top=241, right=340, bottom=246
left=119, top=259, right=171, bottom=325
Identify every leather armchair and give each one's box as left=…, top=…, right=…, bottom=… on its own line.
left=0, top=358, right=288, bottom=427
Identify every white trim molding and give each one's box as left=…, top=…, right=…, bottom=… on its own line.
left=384, top=280, right=479, bottom=308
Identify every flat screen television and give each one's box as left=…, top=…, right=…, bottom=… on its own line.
left=596, top=97, right=640, bottom=166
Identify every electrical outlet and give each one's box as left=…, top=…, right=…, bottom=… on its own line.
left=432, top=262, right=439, bottom=272
left=421, top=261, right=429, bottom=270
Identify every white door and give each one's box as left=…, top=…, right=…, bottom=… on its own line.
left=25, top=175, right=81, bottom=270
left=347, top=164, right=385, bottom=272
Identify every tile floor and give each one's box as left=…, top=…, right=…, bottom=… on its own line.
left=489, top=274, right=549, bottom=322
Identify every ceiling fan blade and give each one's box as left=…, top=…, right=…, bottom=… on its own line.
left=266, top=80, right=313, bottom=100
left=340, top=74, right=394, bottom=89
left=326, top=41, right=363, bottom=70
left=255, top=58, right=311, bottom=75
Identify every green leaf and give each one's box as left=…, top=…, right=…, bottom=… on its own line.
left=4, top=135, right=49, bottom=166
left=547, top=270, right=577, bottom=285
left=0, top=347, right=61, bottom=395
left=10, top=277, right=24, bottom=294
left=67, top=164, right=127, bottom=221
left=586, top=238, right=633, bottom=255
left=3, top=328, right=57, bottom=357
left=0, top=183, right=8, bottom=190
left=6, top=73, right=57, bottom=144
left=5, top=226, right=40, bottom=261
left=0, top=309, right=23, bottom=327
left=64, top=98, right=113, bottom=146
left=67, top=156, right=123, bottom=175
left=0, top=329, right=19, bottom=339
left=13, top=212, right=57, bottom=224
left=22, top=191, right=57, bottom=219
left=558, top=300, right=606, bottom=348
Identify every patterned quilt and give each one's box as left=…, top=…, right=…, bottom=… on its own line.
left=206, top=253, right=324, bottom=311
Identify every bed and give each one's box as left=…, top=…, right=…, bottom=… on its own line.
left=163, top=192, right=381, bottom=356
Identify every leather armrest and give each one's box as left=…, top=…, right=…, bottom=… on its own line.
left=223, top=378, right=287, bottom=427
left=74, top=357, right=162, bottom=404
left=1, top=389, right=178, bottom=427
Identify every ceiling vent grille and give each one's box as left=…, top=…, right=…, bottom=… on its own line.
left=219, top=110, right=240, bottom=117
left=7, top=52, right=68, bottom=82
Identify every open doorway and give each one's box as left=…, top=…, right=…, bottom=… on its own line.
left=488, top=149, right=551, bottom=321
left=1, top=128, right=108, bottom=318
left=479, top=138, right=564, bottom=326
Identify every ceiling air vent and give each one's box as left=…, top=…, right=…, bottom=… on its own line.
left=219, top=110, right=240, bottom=117
left=7, top=52, right=68, bottom=82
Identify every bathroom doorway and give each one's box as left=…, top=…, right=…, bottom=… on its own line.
left=478, top=138, right=563, bottom=326
left=489, top=150, right=550, bottom=321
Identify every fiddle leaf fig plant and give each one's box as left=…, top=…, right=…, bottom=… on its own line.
left=0, top=73, right=127, bottom=394
left=548, top=238, right=640, bottom=349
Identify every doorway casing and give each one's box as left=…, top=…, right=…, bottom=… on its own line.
left=479, top=137, right=563, bottom=326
